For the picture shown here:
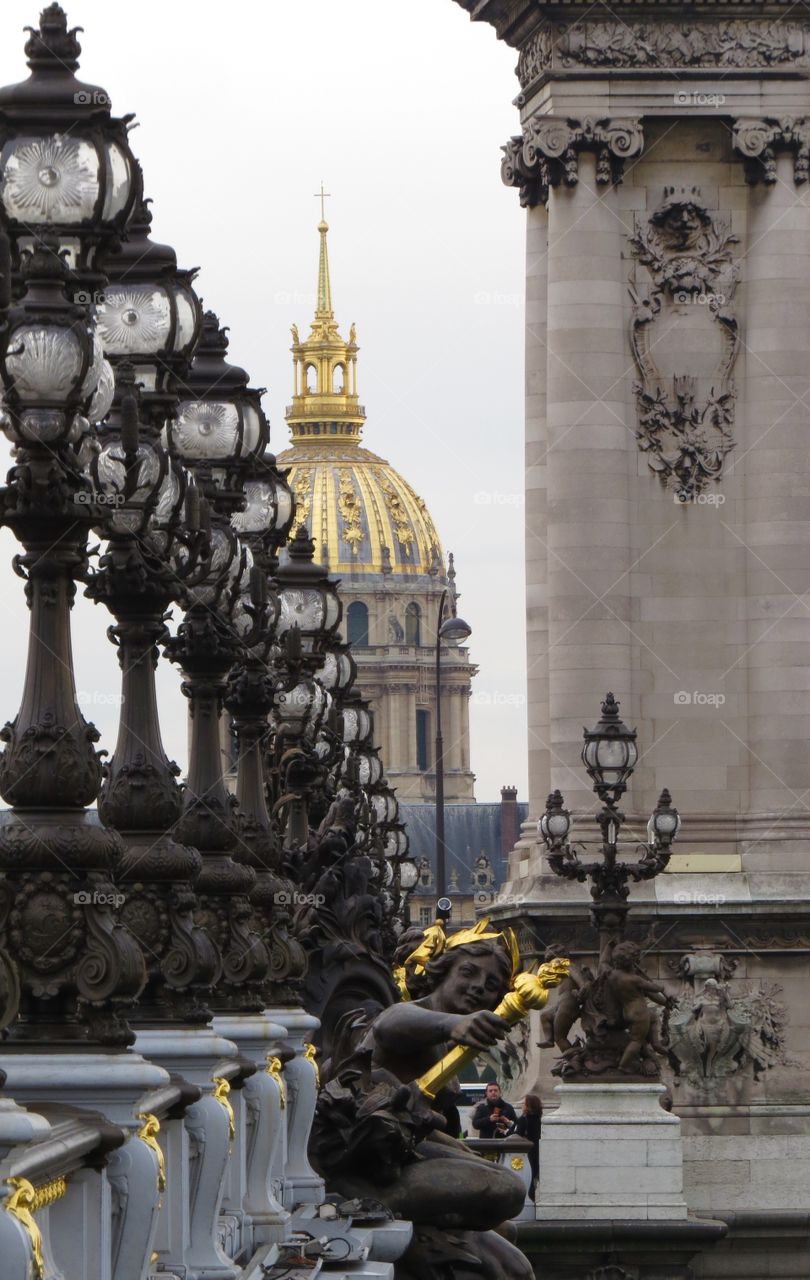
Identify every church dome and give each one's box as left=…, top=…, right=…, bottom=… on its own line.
left=278, top=205, right=445, bottom=582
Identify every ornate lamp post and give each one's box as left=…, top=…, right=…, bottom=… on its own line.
left=0, top=4, right=139, bottom=289
left=433, top=588, right=472, bottom=897
left=272, top=527, right=341, bottom=850
left=538, top=692, right=681, bottom=1077
left=84, top=367, right=221, bottom=1026
left=0, top=234, right=147, bottom=1049
left=164, top=311, right=272, bottom=1015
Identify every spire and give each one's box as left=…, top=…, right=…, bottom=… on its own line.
left=285, top=194, right=366, bottom=447
left=315, top=182, right=333, bottom=318
left=317, top=220, right=333, bottom=319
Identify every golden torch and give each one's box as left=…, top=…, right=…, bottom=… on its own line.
left=416, top=957, right=570, bottom=1099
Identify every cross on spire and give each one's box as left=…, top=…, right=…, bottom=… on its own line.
left=314, top=181, right=331, bottom=223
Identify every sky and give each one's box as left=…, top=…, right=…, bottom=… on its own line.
left=0, top=0, right=527, bottom=802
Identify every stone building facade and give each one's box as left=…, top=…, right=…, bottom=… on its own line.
left=278, top=216, right=476, bottom=801
left=453, top=2, right=810, bottom=1275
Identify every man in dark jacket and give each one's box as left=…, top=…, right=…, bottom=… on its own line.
left=471, top=1082, right=517, bottom=1138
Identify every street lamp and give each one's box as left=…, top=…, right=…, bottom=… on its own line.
left=434, top=587, right=471, bottom=898
left=536, top=693, right=680, bottom=1077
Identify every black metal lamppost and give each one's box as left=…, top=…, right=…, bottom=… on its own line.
left=0, top=5, right=150, bottom=1047
left=164, top=311, right=272, bottom=1014
left=539, top=692, right=681, bottom=962
left=433, top=587, right=471, bottom=898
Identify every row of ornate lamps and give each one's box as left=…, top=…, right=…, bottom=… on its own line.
left=0, top=3, right=417, bottom=1051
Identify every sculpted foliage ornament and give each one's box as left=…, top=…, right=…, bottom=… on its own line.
left=628, top=188, right=740, bottom=499
left=501, top=116, right=643, bottom=208
left=515, top=20, right=810, bottom=83
left=733, top=116, right=810, bottom=184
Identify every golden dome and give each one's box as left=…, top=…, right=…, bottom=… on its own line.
left=280, top=211, right=445, bottom=580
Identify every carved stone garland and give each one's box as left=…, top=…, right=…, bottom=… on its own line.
left=501, top=115, right=644, bottom=208
left=628, top=187, right=740, bottom=499
left=516, top=20, right=810, bottom=85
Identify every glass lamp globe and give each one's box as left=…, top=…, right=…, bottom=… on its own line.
left=0, top=7, right=139, bottom=276
left=581, top=692, right=638, bottom=802
left=399, top=859, right=419, bottom=890
left=540, top=793, right=570, bottom=847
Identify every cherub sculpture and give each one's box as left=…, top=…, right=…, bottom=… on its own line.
left=537, top=943, right=585, bottom=1052
left=312, top=920, right=566, bottom=1280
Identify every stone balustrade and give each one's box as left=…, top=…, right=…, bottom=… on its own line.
left=0, top=1019, right=413, bottom=1280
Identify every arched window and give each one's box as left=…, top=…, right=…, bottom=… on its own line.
left=347, top=601, right=369, bottom=647
left=405, top=601, right=421, bottom=646
left=305, top=364, right=317, bottom=393
left=332, top=363, right=345, bottom=392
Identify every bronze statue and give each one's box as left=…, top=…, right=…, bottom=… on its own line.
left=312, top=920, right=566, bottom=1280
left=548, top=938, right=675, bottom=1079
left=537, top=943, right=585, bottom=1052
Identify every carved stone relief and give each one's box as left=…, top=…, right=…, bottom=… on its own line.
left=501, top=116, right=643, bottom=208
left=667, top=951, right=795, bottom=1092
left=733, top=116, right=810, bottom=184
left=516, top=21, right=810, bottom=85
left=628, top=187, right=740, bottom=498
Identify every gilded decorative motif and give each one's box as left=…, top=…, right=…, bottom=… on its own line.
left=136, top=1112, right=167, bottom=1192
left=303, top=1040, right=320, bottom=1087
left=292, top=468, right=313, bottom=532
left=381, top=478, right=415, bottom=549
left=3, top=1178, right=44, bottom=1279
left=337, top=468, right=364, bottom=552
left=628, top=187, right=739, bottom=498
left=266, top=1053, right=287, bottom=1107
left=510, top=1156, right=525, bottom=1171
left=213, top=1076, right=236, bottom=1140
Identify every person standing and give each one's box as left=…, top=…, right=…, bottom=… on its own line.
left=514, top=1094, right=542, bottom=1197
left=471, top=1082, right=518, bottom=1138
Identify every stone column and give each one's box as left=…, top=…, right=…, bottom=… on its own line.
left=739, top=143, right=810, bottom=865
left=543, top=147, right=637, bottom=814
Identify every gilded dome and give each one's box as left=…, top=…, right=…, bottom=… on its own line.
left=280, top=213, right=445, bottom=580
left=276, top=440, right=444, bottom=579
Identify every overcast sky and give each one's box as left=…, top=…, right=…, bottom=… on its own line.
left=0, top=0, right=526, bottom=802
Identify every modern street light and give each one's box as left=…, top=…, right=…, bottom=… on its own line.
left=434, top=587, right=471, bottom=898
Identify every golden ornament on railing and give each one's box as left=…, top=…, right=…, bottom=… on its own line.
left=416, top=958, right=570, bottom=1100
left=136, top=1112, right=167, bottom=1192
left=266, top=1054, right=287, bottom=1108
left=4, top=1177, right=45, bottom=1280
left=303, top=1041, right=320, bottom=1087
left=213, top=1077, right=236, bottom=1140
